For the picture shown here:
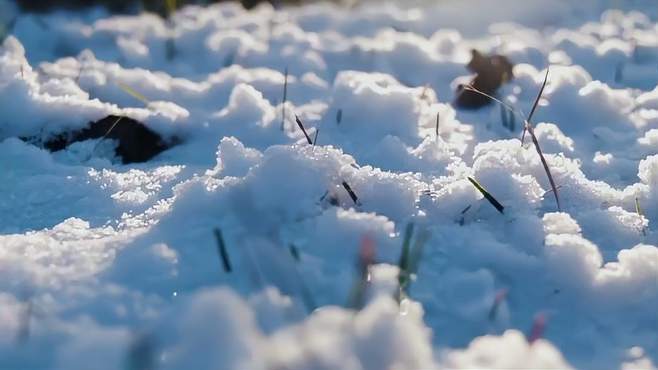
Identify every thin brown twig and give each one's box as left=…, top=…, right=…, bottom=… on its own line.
left=522, top=69, right=550, bottom=145
left=523, top=69, right=561, bottom=211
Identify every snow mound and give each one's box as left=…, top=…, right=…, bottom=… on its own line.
left=1, top=1, right=657, bottom=369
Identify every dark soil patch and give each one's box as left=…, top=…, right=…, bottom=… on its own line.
left=41, top=115, right=176, bottom=164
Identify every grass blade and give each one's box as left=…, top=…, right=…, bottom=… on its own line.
left=312, top=129, right=319, bottom=146
left=165, top=0, right=177, bottom=16
left=347, top=236, right=376, bottom=309
left=297, top=276, right=317, bottom=313
left=615, top=62, right=623, bottom=84
left=285, top=244, right=317, bottom=313
left=396, top=223, right=432, bottom=301
left=295, top=115, right=313, bottom=145
left=280, top=66, right=288, bottom=130
left=163, top=0, right=177, bottom=59
left=289, top=244, right=301, bottom=262
left=0, top=17, right=16, bottom=44
left=463, top=69, right=561, bottom=211
left=212, top=228, right=232, bottom=273
left=462, top=85, right=518, bottom=116
left=341, top=181, right=360, bottom=206
left=468, top=177, right=505, bottom=214
left=407, top=229, right=430, bottom=276
left=90, top=116, right=123, bottom=157
left=460, top=84, right=526, bottom=141
left=500, top=103, right=507, bottom=130
left=397, top=222, right=415, bottom=293
left=522, top=68, right=561, bottom=211
left=521, top=68, right=549, bottom=145
left=528, top=312, right=547, bottom=343
left=500, top=103, right=516, bottom=132
left=635, top=197, right=644, bottom=217
left=635, top=197, right=647, bottom=236
left=16, top=300, right=32, bottom=344
left=459, top=204, right=472, bottom=226
left=126, top=332, right=155, bottom=370
left=101, top=116, right=124, bottom=140
left=117, top=82, right=150, bottom=105
left=287, top=251, right=317, bottom=313
left=488, top=288, right=508, bottom=321
left=527, top=124, right=561, bottom=211
left=527, top=69, right=549, bottom=126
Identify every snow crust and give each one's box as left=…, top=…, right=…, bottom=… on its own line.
left=1, top=0, right=657, bottom=369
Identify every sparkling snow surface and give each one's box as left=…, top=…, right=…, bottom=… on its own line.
left=1, top=0, right=657, bottom=369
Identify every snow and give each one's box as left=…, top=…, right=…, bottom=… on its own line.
left=443, top=330, right=572, bottom=369
left=1, top=0, right=658, bottom=369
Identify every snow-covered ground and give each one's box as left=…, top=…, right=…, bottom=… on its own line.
left=1, top=0, right=657, bottom=368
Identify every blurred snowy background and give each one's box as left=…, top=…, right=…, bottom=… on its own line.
left=1, top=0, right=657, bottom=369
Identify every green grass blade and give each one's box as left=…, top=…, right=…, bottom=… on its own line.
left=341, top=181, right=360, bottom=206
left=635, top=197, right=647, bottom=236
left=212, top=228, right=232, bottom=273
left=635, top=197, right=644, bottom=217
left=295, top=115, right=313, bottom=145
left=462, top=69, right=560, bottom=211
left=117, top=82, right=150, bottom=105
left=289, top=244, right=301, bottom=262
left=398, top=223, right=414, bottom=273
left=468, top=177, right=505, bottom=214
left=280, top=67, right=288, bottom=130
left=407, top=229, right=430, bottom=276
left=165, top=0, right=177, bottom=16
left=90, top=116, right=123, bottom=157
